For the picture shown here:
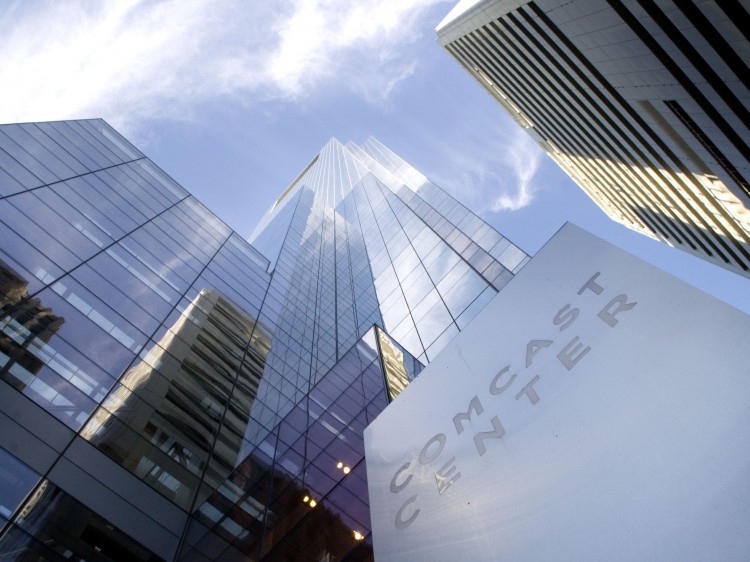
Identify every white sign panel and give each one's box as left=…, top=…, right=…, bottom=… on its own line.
left=364, top=224, right=750, bottom=561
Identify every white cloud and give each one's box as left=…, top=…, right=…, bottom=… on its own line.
left=0, top=0, right=443, bottom=133
left=428, top=124, right=543, bottom=214
left=488, top=130, right=542, bottom=212
left=266, top=0, right=440, bottom=103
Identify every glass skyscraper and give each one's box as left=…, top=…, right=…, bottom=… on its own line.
left=0, top=119, right=527, bottom=560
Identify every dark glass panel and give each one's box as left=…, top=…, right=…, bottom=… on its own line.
left=0, top=448, right=40, bottom=520
left=0, top=480, right=165, bottom=561
left=82, top=409, right=201, bottom=510
left=261, top=495, right=372, bottom=562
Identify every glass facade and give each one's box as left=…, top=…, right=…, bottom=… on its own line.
left=0, top=119, right=527, bottom=560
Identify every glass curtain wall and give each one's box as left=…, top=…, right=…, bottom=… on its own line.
left=0, top=120, right=527, bottom=561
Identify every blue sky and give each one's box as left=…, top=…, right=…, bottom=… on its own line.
left=1, top=0, right=748, bottom=312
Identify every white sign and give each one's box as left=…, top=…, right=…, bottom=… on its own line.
left=365, top=224, right=750, bottom=561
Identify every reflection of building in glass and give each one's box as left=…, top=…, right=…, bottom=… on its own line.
left=81, top=289, right=270, bottom=510
left=0, top=119, right=525, bottom=560
left=185, top=328, right=419, bottom=560
left=0, top=259, right=64, bottom=390
left=438, top=0, right=750, bottom=277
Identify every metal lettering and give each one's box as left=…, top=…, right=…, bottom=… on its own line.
left=515, top=374, right=541, bottom=405
left=435, top=457, right=461, bottom=495
left=489, top=365, right=516, bottom=395
left=598, top=294, right=637, bottom=327
left=578, top=272, right=603, bottom=295
left=473, top=415, right=506, bottom=456
left=390, top=461, right=413, bottom=494
left=526, top=339, right=552, bottom=367
left=419, top=433, right=446, bottom=465
left=553, top=304, right=578, bottom=331
left=557, top=336, right=591, bottom=370
left=395, top=494, right=420, bottom=530
left=453, top=396, right=484, bottom=435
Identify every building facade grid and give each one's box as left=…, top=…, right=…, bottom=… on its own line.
left=438, top=0, right=750, bottom=277
left=0, top=119, right=526, bottom=560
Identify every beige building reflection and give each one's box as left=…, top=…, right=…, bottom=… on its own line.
left=82, top=289, right=271, bottom=510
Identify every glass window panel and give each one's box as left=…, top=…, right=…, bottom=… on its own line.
left=66, top=120, right=123, bottom=164
left=52, top=180, right=127, bottom=239
left=323, top=482, right=371, bottom=531
left=0, top=197, right=95, bottom=270
left=203, top=257, right=266, bottom=310
left=85, top=171, right=150, bottom=224
left=181, top=198, right=231, bottom=242
left=436, top=261, right=471, bottom=295
left=71, top=265, right=161, bottom=335
left=50, top=276, right=147, bottom=351
left=423, top=243, right=459, bottom=279
left=103, top=166, right=169, bottom=215
left=34, top=122, right=102, bottom=171
left=0, top=238, right=63, bottom=293
left=83, top=405, right=201, bottom=510
left=425, top=323, right=460, bottom=362
left=127, top=229, right=199, bottom=288
left=92, top=247, right=180, bottom=311
left=498, top=244, right=527, bottom=271
left=121, top=163, right=177, bottom=211
left=415, top=300, right=453, bottom=348
left=0, top=130, right=58, bottom=184
left=135, top=159, right=187, bottom=202
left=490, top=238, right=512, bottom=260
left=441, top=269, right=488, bottom=318
left=457, top=286, right=496, bottom=329
left=5, top=124, right=86, bottom=177
left=153, top=215, right=213, bottom=265
left=0, top=164, right=26, bottom=196
left=2, top=481, right=167, bottom=560
left=401, top=267, right=434, bottom=308
left=2, top=358, right=97, bottom=428
left=53, top=121, right=116, bottom=168
left=1, top=302, right=118, bottom=401
left=411, top=289, right=441, bottom=323
left=28, top=287, right=138, bottom=376
left=35, top=187, right=114, bottom=249
left=0, top=147, right=43, bottom=189
left=88, top=119, right=143, bottom=160
left=0, top=448, right=40, bottom=519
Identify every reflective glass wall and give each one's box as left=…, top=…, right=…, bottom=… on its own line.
left=0, top=120, right=273, bottom=559
left=0, top=120, right=526, bottom=560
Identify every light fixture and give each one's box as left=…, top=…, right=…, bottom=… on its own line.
left=353, top=531, right=364, bottom=541
left=309, top=499, right=317, bottom=508
left=336, top=461, right=343, bottom=469
left=302, top=495, right=310, bottom=503
left=343, top=466, right=351, bottom=474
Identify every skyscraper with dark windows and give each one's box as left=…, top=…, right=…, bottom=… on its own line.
left=437, top=0, right=750, bottom=277
left=0, top=119, right=527, bottom=560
